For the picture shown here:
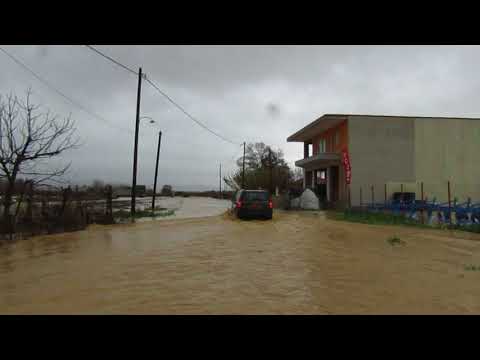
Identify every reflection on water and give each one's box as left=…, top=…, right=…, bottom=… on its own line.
left=1, top=210, right=480, bottom=314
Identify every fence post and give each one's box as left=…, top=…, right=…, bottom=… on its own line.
left=421, top=182, right=424, bottom=224
left=360, top=187, right=363, bottom=207
left=105, top=185, right=113, bottom=223
left=384, top=183, right=387, bottom=207
left=468, top=197, right=472, bottom=223
left=61, top=186, right=71, bottom=215
left=25, top=182, right=34, bottom=223
left=41, top=194, right=47, bottom=220
left=348, top=185, right=351, bottom=209
left=448, top=180, right=451, bottom=223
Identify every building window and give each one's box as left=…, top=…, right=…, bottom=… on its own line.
left=334, top=130, right=339, bottom=149
left=319, top=138, right=326, bottom=153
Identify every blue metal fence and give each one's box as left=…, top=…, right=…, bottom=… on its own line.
left=357, top=182, right=480, bottom=228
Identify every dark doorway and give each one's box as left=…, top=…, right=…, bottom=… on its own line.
left=305, top=170, right=312, bottom=188
left=316, top=183, right=327, bottom=202
left=330, top=166, right=339, bottom=203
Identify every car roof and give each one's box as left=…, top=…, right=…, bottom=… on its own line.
left=240, top=189, right=269, bottom=192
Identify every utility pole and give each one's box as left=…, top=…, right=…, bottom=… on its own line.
left=219, top=163, right=222, bottom=199
left=131, top=67, right=143, bottom=216
left=242, top=142, right=246, bottom=189
left=269, top=147, right=273, bottom=195
left=151, top=131, right=162, bottom=211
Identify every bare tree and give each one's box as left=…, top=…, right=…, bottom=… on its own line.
left=0, top=90, right=79, bottom=234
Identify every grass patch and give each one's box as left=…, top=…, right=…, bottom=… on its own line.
left=155, top=209, right=175, bottom=217
left=329, top=210, right=425, bottom=227
left=387, top=235, right=406, bottom=246
left=328, top=209, right=480, bottom=235
left=445, top=224, right=480, bottom=234
left=464, top=264, right=480, bottom=271
left=113, top=210, right=133, bottom=219
left=114, top=208, right=175, bottom=219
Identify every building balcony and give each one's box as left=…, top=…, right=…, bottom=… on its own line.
left=295, top=152, right=341, bottom=169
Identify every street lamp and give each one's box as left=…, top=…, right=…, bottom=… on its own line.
left=131, top=115, right=157, bottom=216
left=140, top=116, right=156, bottom=124
left=139, top=117, right=163, bottom=213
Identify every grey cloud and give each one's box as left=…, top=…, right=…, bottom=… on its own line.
left=1, top=45, right=480, bottom=190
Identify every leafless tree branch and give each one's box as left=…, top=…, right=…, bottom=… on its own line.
left=0, top=90, right=80, bottom=234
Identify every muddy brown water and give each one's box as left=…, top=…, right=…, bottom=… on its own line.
left=1, top=210, right=480, bottom=314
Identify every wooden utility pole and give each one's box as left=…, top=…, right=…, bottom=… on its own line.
left=151, top=131, right=162, bottom=211
left=242, top=142, right=246, bottom=189
left=131, top=67, right=143, bottom=216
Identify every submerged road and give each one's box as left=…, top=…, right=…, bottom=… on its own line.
left=1, top=206, right=480, bottom=314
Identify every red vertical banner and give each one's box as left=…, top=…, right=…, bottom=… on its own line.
left=342, top=148, right=351, bottom=185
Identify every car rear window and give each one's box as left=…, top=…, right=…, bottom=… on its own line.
left=242, top=191, right=269, bottom=201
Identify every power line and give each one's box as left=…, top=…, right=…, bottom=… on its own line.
left=82, top=45, right=242, bottom=146
left=144, top=76, right=241, bottom=146
left=83, top=46, right=165, bottom=132
left=0, top=46, right=132, bottom=134
left=84, top=45, right=138, bottom=76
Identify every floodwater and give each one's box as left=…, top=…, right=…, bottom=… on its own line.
left=87, top=196, right=231, bottom=218
left=1, top=209, right=480, bottom=314
left=138, top=197, right=231, bottom=221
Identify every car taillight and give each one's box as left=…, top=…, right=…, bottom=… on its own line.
left=236, top=201, right=242, bottom=208
left=268, top=200, right=273, bottom=209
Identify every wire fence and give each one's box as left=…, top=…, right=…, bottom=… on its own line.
left=0, top=186, right=120, bottom=240
left=350, top=181, right=480, bottom=227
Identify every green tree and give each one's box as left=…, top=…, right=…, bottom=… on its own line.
left=225, top=142, right=294, bottom=193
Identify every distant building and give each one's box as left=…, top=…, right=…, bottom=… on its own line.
left=287, top=114, right=480, bottom=208
left=112, top=185, right=146, bottom=198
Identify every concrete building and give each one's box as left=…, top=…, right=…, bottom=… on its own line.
left=287, top=114, right=480, bottom=208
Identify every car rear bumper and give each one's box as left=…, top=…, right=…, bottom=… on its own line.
left=237, top=208, right=273, bottom=218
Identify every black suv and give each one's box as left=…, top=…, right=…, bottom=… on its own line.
left=232, top=189, right=273, bottom=220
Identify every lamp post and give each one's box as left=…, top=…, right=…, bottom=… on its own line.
left=131, top=116, right=156, bottom=216
left=138, top=117, right=163, bottom=213
left=140, top=116, right=155, bottom=124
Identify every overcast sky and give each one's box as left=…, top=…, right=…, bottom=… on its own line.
left=1, top=45, right=479, bottom=190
